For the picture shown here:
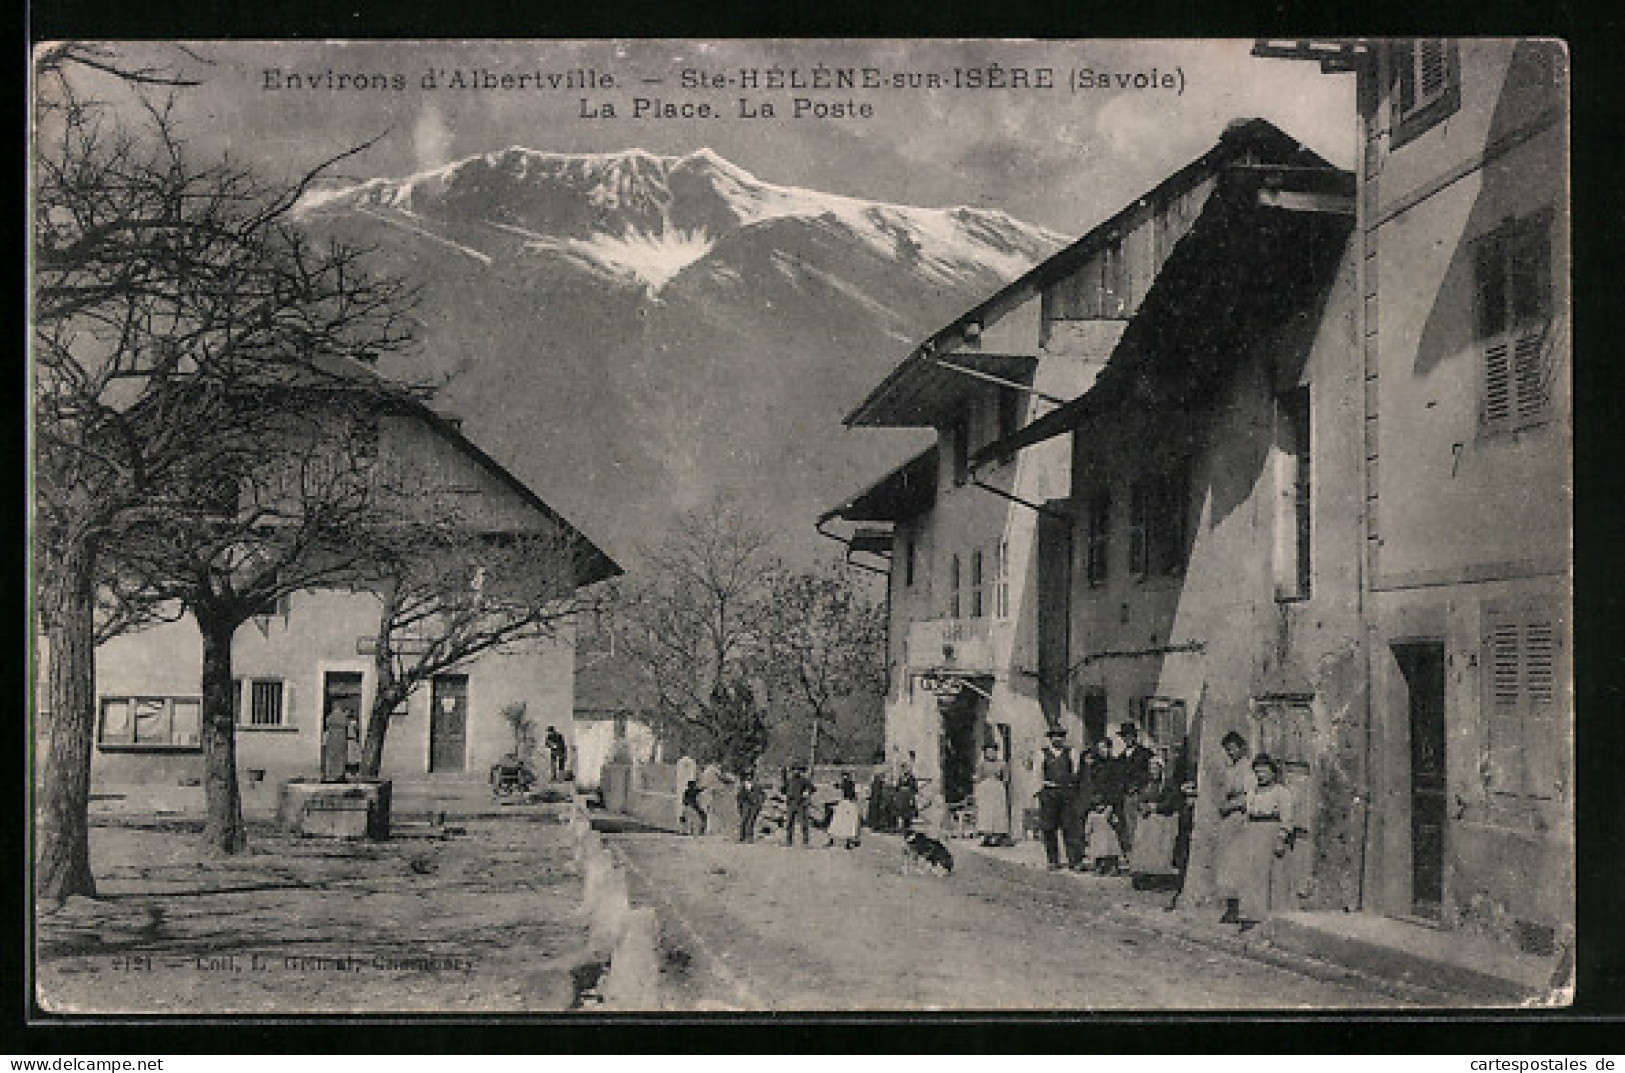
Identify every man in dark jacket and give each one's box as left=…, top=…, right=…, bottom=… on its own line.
left=736, top=771, right=766, bottom=842
left=784, top=764, right=814, bottom=846
left=1036, top=727, right=1085, bottom=870
left=1116, top=722, right=1155, bottom=854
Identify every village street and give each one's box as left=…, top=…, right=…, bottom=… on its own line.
left=606, top=827, right=1429, bottom=1011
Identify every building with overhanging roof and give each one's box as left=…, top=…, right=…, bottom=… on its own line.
left=820, top=118, right=1342, bottom=835
left=978, top=149, right=1364, bottom=913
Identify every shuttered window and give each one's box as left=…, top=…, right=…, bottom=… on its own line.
left=1477, top=215, right=1554, bottom=433
left=949, top=554, right=962, bottom=619
left=970, top=549, right=985, bottom=619
left=994, top=537, right=1011, bottom=620
left=1483, top=606, right=1565, bottom=802
left=1392, top=39, right=1461, bottom=146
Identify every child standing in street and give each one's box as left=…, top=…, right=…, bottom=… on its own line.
left=1085, top=798, right=1123, bottom=875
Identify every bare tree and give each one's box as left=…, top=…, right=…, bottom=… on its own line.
left=32, top=55, right=414, bottom=886
left=111, top=402, right=410, bottom=854
left=608, top=500, right=780, bottom=769
left=759, top=563, right=888, bottom=768
left=355, top=521, right=593, bottom=779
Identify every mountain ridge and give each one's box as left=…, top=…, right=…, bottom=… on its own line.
left=295, top=146, right=1065, bottom=566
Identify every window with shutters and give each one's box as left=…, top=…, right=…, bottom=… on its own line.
left=1252, top=698, right=1314, bottom=775
left=1482, top=605, right=1565, bottom=805
left=970, top=549, right=985, bottom=618
left=1391, top=39, right=1461, bottom=147
left=1477, top=214, right=1555, bottom=434
left=949, top=553, right=962, bottom=618
left=994, top=537, right=1011, bottom=620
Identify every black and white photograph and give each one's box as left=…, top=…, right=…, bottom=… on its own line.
left=28, top=38, right=1573, bottom=1016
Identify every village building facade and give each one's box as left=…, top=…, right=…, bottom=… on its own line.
left=1254, top=38, right=1573, bottom=953
left=820, top=120, right=1339, bottom=837
left=86, top=398, right=619, bottom=798
left=988, top=146, right=1363, bottom=912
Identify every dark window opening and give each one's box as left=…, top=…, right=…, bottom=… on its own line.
left=1277, top=386, right=1313, bottom=601
left=1085, top=488, right=1111, bottom=587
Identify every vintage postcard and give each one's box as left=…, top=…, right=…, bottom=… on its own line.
left=30, top=38, right=1572, bottom=1015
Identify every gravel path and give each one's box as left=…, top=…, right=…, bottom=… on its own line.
left=609, top=830, right=1416, bottom=1011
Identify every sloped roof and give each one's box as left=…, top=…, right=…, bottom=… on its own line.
left=975, top=164, right=1355, bottom=463
left=232, top=350, right=622, bottom=586
left=819, top=445, right=939, bottom=525
left=843, top=118, right=1334, bottom=429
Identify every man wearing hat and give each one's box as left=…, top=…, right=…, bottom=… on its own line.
left=1035, top=726, right=1086, bottom=870
left=1117, top=722, right=1155, bottom=856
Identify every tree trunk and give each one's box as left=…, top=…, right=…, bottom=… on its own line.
left=808, top=713, right=822, bottom=771
left=360, top=579, right=400, bottom=779
left=36, top=538, right=99, bottom=901
left=197, top=609, right=247, bottom=855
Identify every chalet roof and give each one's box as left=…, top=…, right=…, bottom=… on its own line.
left=974, top=164, right=1355, bottom=464
left=238, top=350, right=622, bottom=587
left=843, top=118, right=1333, bottom=429
left=818, top=445, right=939, bottom=525
left=844, top=353, right=1038, bottom=429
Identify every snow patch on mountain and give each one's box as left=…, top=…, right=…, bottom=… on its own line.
left=564, top=227, right=716, bottom=290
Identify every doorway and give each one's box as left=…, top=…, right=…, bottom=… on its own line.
left=429, top=674, right=469, bottom=773
left=1081, top=689, right=1108, bottom=749
left=1394, top=642, right=1447, bottom=920
left=321, top=672, right=364, bottom=779
left=938, top=683, right=987, bottom=807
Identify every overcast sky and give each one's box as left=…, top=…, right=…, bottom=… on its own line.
left=51, top=39, right=1353, bottom=239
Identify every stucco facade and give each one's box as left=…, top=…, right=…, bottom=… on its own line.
left=84, top=394, right=616, bottom=795
left=827, top=121, right=1329, bottom=833
left=92, top=590, right=577, bottom=790
left=1349, top=39, right=1572, bottom=949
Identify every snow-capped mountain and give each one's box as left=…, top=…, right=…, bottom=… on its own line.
left=299, top=146, right=1060, bottom=294
left=295, top=148, right=1064, bottom=564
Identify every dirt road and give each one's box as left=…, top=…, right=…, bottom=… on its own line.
left=610, top=830, right=1416, bottom=1011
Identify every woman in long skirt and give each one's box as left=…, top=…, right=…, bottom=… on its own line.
left=1213, top=731, right=1255, bottom=924
left=828, top=772, right=862, bottom=849
left=1231, top=754, right=1295, bottom=928
left=974, top=745, right=1012, bottom=847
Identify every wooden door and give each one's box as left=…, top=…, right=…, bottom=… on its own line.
left=1396, top=642, right=1448, bottom=919
left=429, top=674, right=469, bottom=773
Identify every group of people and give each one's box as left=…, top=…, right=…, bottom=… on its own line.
left=864, top=754, right=920, bottom=834
left=679, top=765, right=865, bottom=849
left=1031, top=722, right=1195, bottom=885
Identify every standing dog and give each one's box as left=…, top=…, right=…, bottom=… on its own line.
left=901, top=829, right=955, bottom=876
